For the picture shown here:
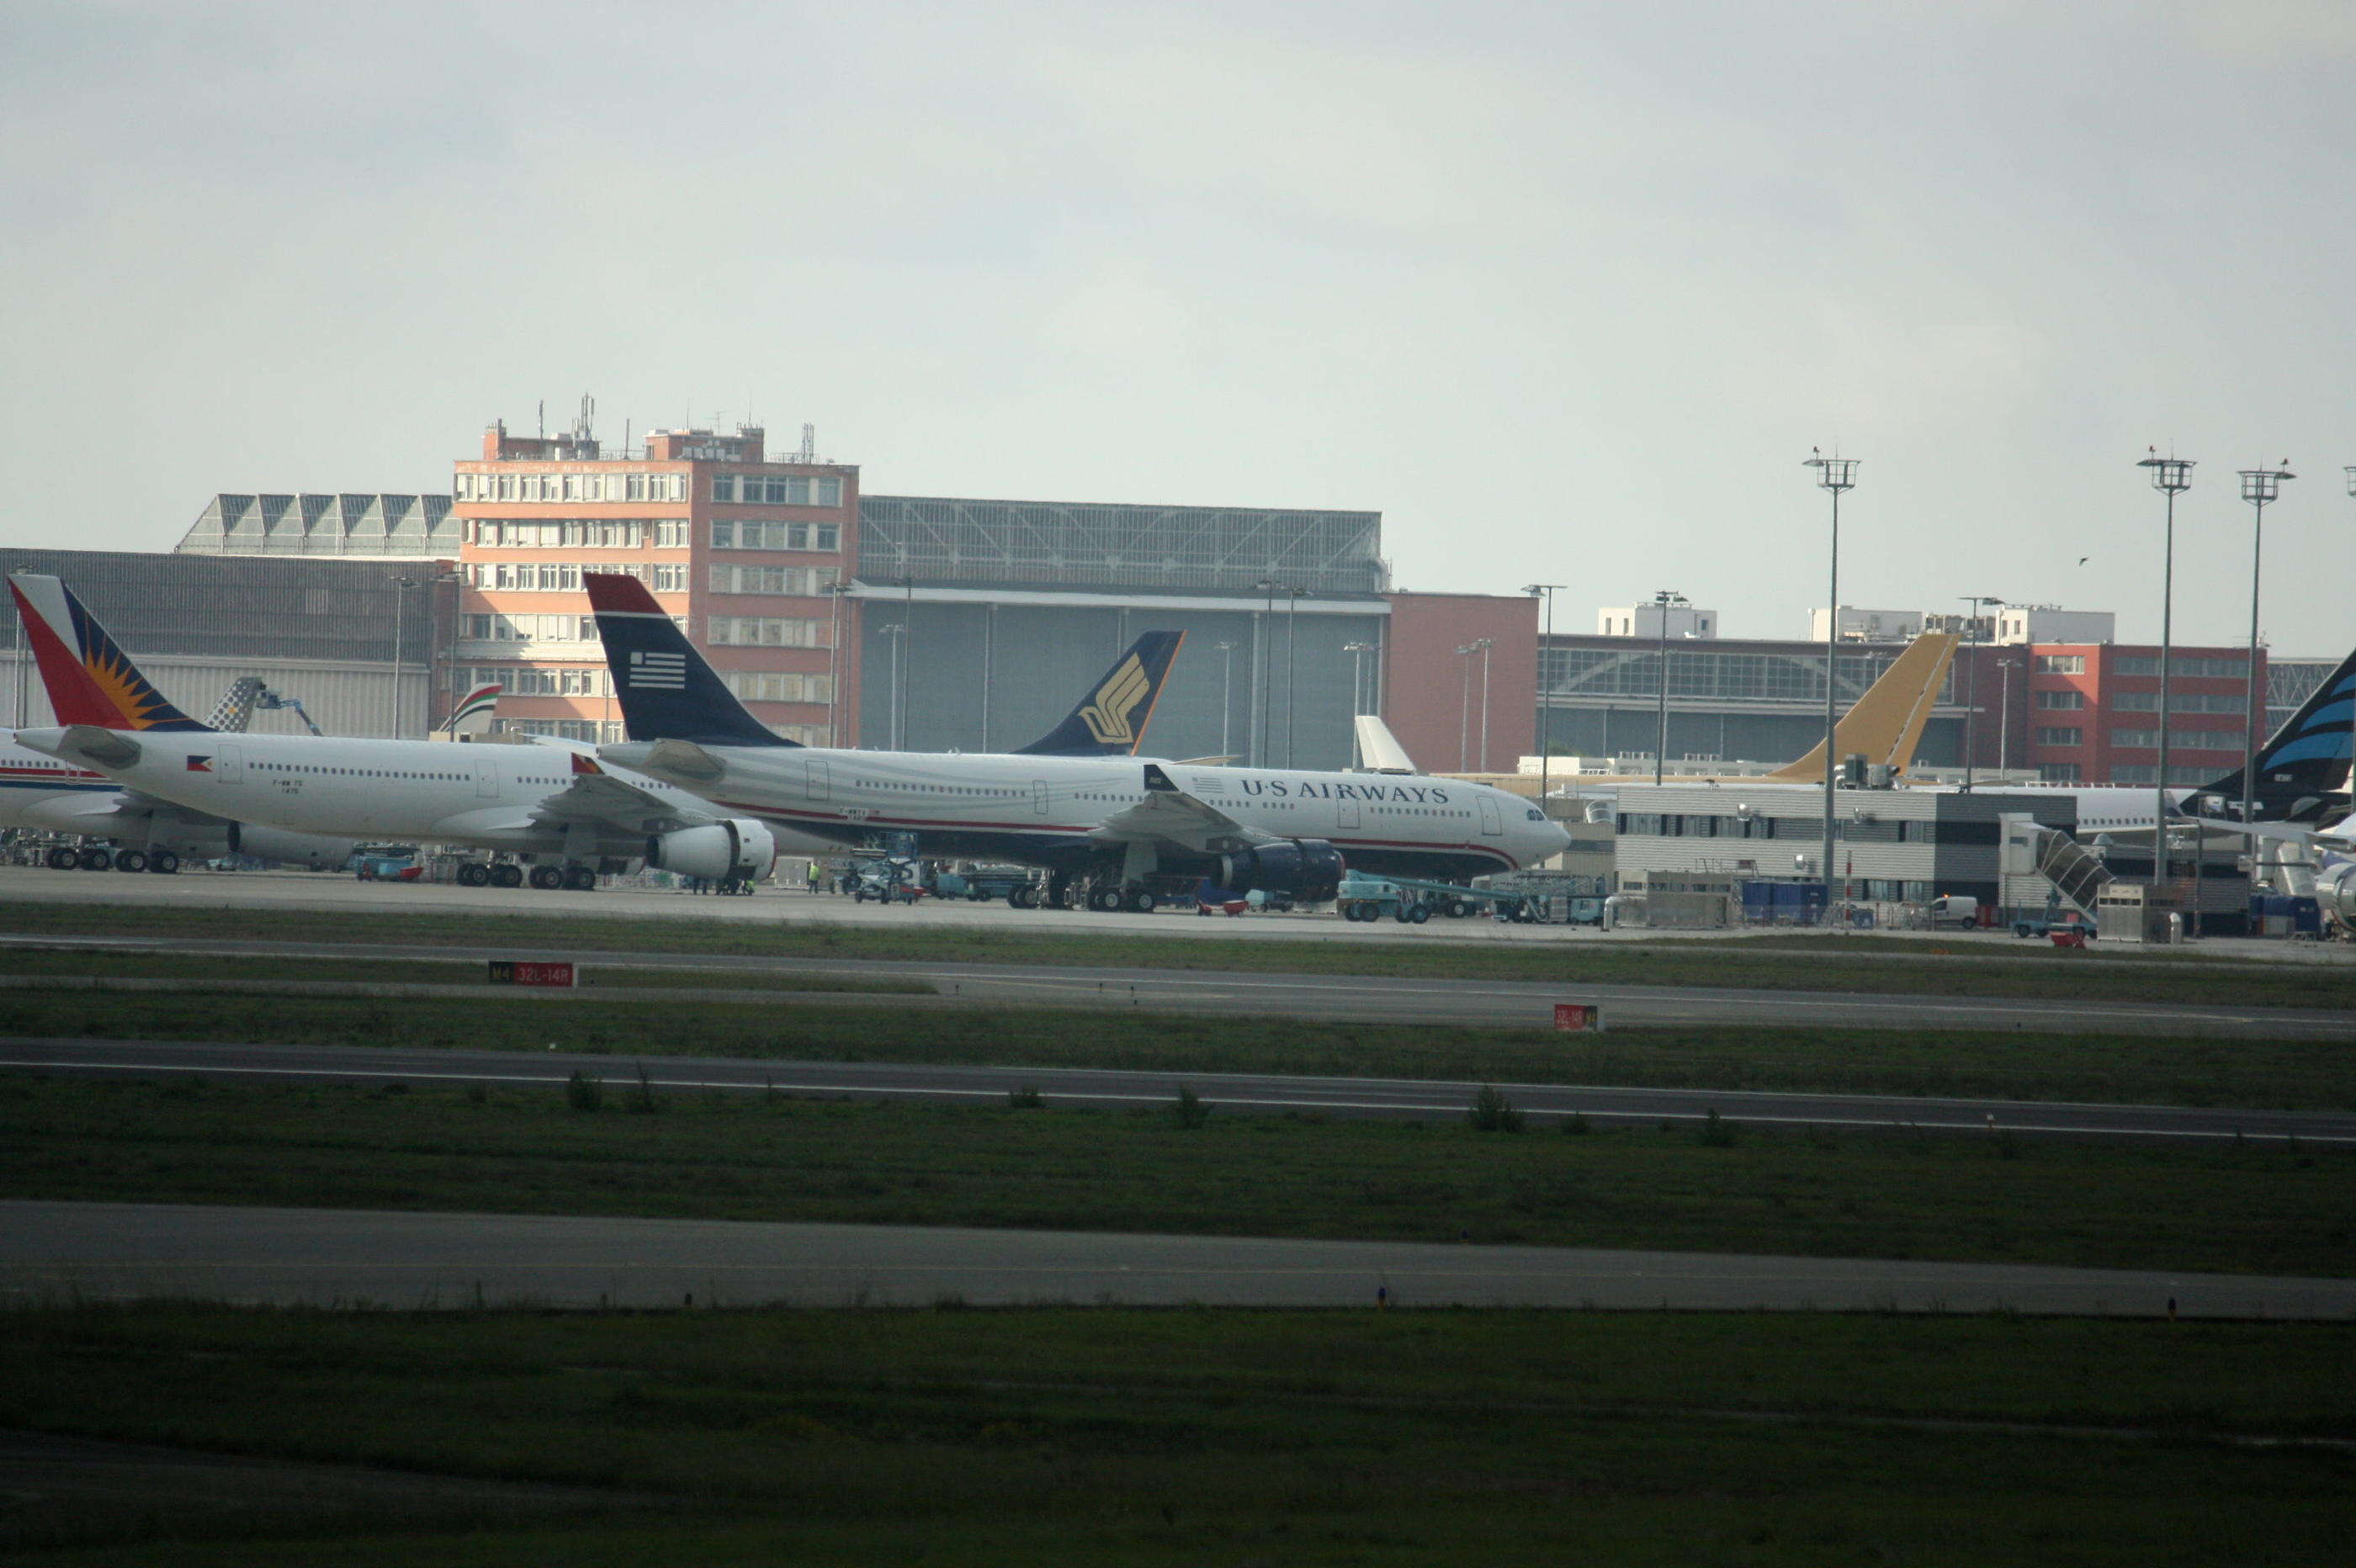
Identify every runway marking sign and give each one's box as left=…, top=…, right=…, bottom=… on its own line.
left=489, top=960, right=577, bottom=988
left=1553, top=1003, right=1602, bottom=1032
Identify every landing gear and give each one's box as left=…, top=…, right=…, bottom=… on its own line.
left=490, top=863, right=524, bottom=889
left=1121, top=887, right=1158, bottom=914
left=1044, top=871, right=1074, bottom=910
left=114, top=850, right=148, bottom=873
left=45, top=847, right=75, bottom=871
left=456, top=862, right=491, bottom=888
left=1085, top=885, right=1122, bottom=913
left=1008, top=883, right=1040, bottom=909
left=148, top=850, right=178, bottom=875
left=77, top=846, right=112, bottom=872
left=563, top=866, right=597, bottom=892
left=528, top=866, right=565, bottom=891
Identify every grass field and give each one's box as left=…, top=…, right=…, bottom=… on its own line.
left=3, top=1302, right=2351, bottom=1564
left=4, top=980, right=2353, bottom=1110
left=5, top=896, right=2353, bottom=1009
left=4, top=1076, right=2348, bottom=1275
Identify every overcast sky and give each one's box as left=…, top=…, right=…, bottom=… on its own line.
left=5, top=1, right=2353, bottom=651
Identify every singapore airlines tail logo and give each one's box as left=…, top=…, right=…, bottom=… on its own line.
left=1079, top=655, right=1150, bottom=748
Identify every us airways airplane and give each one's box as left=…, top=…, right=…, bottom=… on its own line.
left=8, top=574, right=1189, bottom=891
left=584, top=573, right=1571, bottom=908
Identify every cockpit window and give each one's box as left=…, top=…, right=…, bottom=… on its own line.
left=1526, top=809, right=1546, bottom=820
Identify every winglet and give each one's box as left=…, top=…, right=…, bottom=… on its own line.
left=7, top=573, right=210, bottom=733
left=582, top=572, right=799, bottom=749
left=1015, top=632, right=1185, bottom=756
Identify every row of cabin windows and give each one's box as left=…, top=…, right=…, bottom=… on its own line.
left=1618, top=813, right=2003, bottom=845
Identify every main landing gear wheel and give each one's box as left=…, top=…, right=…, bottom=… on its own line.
left=563, top=866, right=597, bottom=892
left=456, top=863, right=491, bottom=888
left=528, top=866, right=565, bottom=891
left=45, top=847, right=76, bottom=871
left=1122, top=887, right=1158, bottom=914
left=490, top=863, right=524, bottom=889
left=77, top=846, right=113, bottom=871
left=148, top=850, right=178, bottom=874
left=1008, top=884, right=1040, bottom=909
left=114, top=850, right=148, bottom=873
left=1085, top=886, right=1122, bottom=913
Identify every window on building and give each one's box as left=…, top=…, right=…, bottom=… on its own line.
left=2035, top=727, right=2084, bottom=746
left=712, top=476, right=738, bottom=502
left=722, top=671, right=834, bottom=703
left=2035, top=689, right=2085, bottom=710
left=707, top=617, right=829, bottom=648
left=711, top=521, right=735, bottom=548
left=2038, top=762, right=2081, bottom=782
left=2035, top=654, right=2086, bottom=674
left=2114, top=655, right=2158, bottom=676
left=2110, top=728, right=2158, bottom=748
left=815, top=478, right=842, bottom=507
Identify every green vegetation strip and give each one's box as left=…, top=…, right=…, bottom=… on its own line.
left=3, top=1077, right=2348, bottom=1276
left=4, top=1303, right=2352, bottom=1565
left=4, top=985, right=2352, bottom=1111
left=0, top=949, right=927, bottom=995
left=5, top=897, right=2353, bottom=1010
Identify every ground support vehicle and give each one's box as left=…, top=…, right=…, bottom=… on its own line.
left=1335, top=874, right=1434, bottom=924
left=2012, top=894, right=2095, bottom=942
left=934, top=865, right=1040, bottom=903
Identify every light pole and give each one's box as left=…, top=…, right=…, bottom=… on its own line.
left=1456, top=644, right=1480, bottom=771
left=1476, top=638, right=1494, bottom=771
left=1342, top=641, right=1372, bottom=766
left=1804, top=450, right=1858, bottom=918
left=2236, top=462, right=2294, bottom=826
left=1650, top=590, right=1688, bottom=787
left=1993, top=654, right=2021, bottom=776
left=1525, top=583, right=1563, bottom=803
left=897, top=574, right=915, bottom=755
left=879, top=622, right=907, bottom=750
left=1214, top=640, right=1237, bottom=761
left=1958, top=595, right=2005, bottom=789
left=1255, top=577, right=1276, bottom=768
left=390, top=575, right=420, bottom=740
left=2140, top=452, right=2194, bottom=883
left=824, top=583, right=852, bottom=745
left=1285, top=585, right=1308, bottom=768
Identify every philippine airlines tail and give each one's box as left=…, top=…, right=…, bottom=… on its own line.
left=583, top=573, right=799, bottom=748
left=2194, top=644, right=2356, bottom=816
left=1014, top=631, right=1184, bottom=756
left=6, top=573, right=211, bottom=733
left=1764, top=632, right=1955, bottom=783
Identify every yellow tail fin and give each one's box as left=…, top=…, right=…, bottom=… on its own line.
left=1764, top=633, right=1957, bottom=782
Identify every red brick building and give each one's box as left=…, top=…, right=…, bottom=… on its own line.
left=1975, top=641, right=2263, bottom=787
left=450, top=421, right=858, bottom=744
left=1379, top=592, right=1538, bottom=773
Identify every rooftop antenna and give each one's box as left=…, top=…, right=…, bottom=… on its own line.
left=574, top=394, right=594, bottom=442
left=799, top=422, right=816, bottom=463
left=537, top=400, right=545, bottom=439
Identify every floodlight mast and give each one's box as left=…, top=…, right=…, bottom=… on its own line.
left=1651, top=590, right=1689, bottom=787
left=1959, top=596, right=2006, bottom=789
left=1524, top=584, right=1563, bottom=803
left=2236, top=462, right=2294, bottom=829
left=1804, top=453, right=1857, bottom=919
left=2139, top=452, right=2194, bottom=898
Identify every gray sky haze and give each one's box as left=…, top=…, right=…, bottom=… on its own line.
left=5, top=1, right=2353, bottom=649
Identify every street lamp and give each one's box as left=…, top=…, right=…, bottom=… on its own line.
left=1958, top=595, right=2006, bottom=789
left=1213, top=640, right=1238, bottom=761
left=1993, top=654, right=2022, bottom=776
left=2139, top=452, right=2194, bottom=882
left=1525, top=583, right=1563, bottom=803
left=1804, top=449, right=1858, bottom=919
left=1455, top=642, right=1485, bottom=771
left=1650, top=590, right=1690, bottom=787
left=1284, top=585, right=1308, bottom=768
left=1342, top=641, right=1373, bottom=766
left=390, top=575, right=420, bottom=740
left=878, top=622, right=908, bottom=750
left=2236, top=462, right=2294, bottom=826
left=1255, top=578, right=1276, bottom=768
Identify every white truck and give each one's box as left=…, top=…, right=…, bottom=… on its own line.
left=1927, top=894, right=1981, bottom=930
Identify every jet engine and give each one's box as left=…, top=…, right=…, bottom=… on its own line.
left=1217, top=838, right=1344, bottom=903
left=647, top=819, right=777, bottom=882
left=2316, top=861, right=2356, bottom=934
left=225, top=823, right=362, bottom=871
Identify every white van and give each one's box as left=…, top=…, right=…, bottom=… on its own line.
left=1928, top=894, right=1981, bottom=930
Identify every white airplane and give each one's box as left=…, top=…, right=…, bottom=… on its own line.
left=581, top=573, right=1571, bottom=908
left=7, top=572, right=784, bottom=890
left=0, top=729, right=354, bottom=873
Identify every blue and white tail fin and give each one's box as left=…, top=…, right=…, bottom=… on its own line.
left=1014, top=631, right=1183, bottom=756
left=2196, top=645, right=2356, bottom=817
left=584, top=574, right=800, bottom=748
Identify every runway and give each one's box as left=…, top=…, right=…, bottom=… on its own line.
left=4, top=927, right=2351, bottom=1040
left=4, top=1200, right=2346, bottom=1317
left=8, top=1036, right=2350, bottom=1143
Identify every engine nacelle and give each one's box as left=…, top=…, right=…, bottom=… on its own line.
left=2316, top=861, right=2356, bottom=930
left=647, top=819, right=776, bottom=882
left=227, top=823, right=361, bottom=871
left=1217, top=839, right=1344, bottom=903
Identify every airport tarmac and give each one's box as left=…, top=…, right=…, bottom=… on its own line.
left=7, top=863, right=2349, bottom=963
left=10, top=1036, right=2349, bottom=1143
left=5, top=1200, right=2346, bottom=1317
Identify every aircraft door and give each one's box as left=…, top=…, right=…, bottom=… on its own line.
left=210, top=742, right=241, bottom=783
left=473, top=754, right=501, bottom=799
left=1478, top=793, right=1504, bottom=838
left=1337, top=797, right=1361, bottom=831
left=805, top=760, right=830, bottom=802
left=1032, top=780, right=1049, bottom=816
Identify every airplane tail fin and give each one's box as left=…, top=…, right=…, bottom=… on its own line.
left=443, top=683, right=501, bottom=738
left=582, top=573, right=800, bottom=748
left=5, top=573, right=211, bottom=733
left=1764, top=632, right=1955, bottom=782
left=1014, top=631, right=1184, bottom=756
left=2196, top=645, right=2356, bottom=812
left=1354, top=713, right=1419, bottom=774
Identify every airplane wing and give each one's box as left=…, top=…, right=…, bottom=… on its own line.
left=524, top=750, right=707, bottom=834
left=1086, top=764, right=1269, bottom=855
